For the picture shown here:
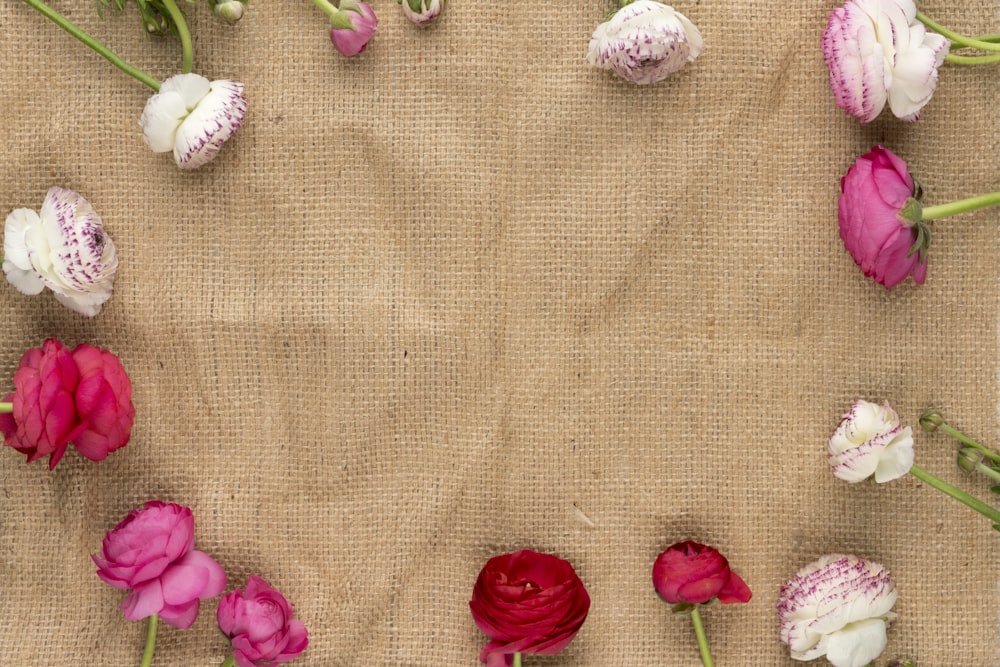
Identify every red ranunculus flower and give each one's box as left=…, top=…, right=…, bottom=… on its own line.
left=70, top=343, right=135, bottom=462
left=217, top=576, right=309, bottom=667
left=469, top=549, right=590, bottom=667
left=652, top=541, right=751, bottom=605
left=93, top=501, right=227, bottom=629
left=0, top=339, right=80, bottom=468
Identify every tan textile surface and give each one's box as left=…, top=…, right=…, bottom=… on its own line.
left=0, top=0, right=997, bottom=664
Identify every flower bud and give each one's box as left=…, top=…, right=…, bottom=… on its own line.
left=329, top=2, right=378, bottom=56
left=956, top=448, right=983, bottom=474
left=213, top=0, right=247, bottom=24
left=400, top=0, right=443, bottom=25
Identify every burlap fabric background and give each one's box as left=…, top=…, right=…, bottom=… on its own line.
left=0, top=0, right=997, bottom=664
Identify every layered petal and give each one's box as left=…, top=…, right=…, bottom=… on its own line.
left=218, top=575, right=308, bottom=666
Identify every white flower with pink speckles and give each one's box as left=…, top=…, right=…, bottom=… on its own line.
left=828, top=399, right=914, bottom=483
left=822, top=0, right=948, bottom=122
left=586, top=0, right=702, bottom=85
left=3, top=187, right=118, bottom=317
left=778, top=554, right=897, bottom=667
left=140, top=73, right=247, bottom=170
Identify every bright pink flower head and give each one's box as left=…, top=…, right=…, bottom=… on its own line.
left=69, top=344, right=135, bottom=462
left=469, top=549, right=590, bottom=667
left=329, top=2, right=377, bottom=56
left=93, top=501, right=227, bottom=629
left=0, top=339, right=80, bottom=469
left=652, top=541, right=751, bottom=605
left=217, top=576, right=309, bottom=667
left=839, top=146, right=928, bottom=288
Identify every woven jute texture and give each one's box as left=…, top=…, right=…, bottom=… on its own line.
left=0, top=0, right=997, bottom=664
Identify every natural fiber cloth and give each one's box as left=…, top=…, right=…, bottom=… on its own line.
left=0, top=0, right=997, bottom=664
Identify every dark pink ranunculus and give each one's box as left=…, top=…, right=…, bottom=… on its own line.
left=217, top=576, right=309, bottom=667
left=93, top=501, right=227, bottom=629
left=838, top=145, right=928, bottom=288
left=469, top=549, right=590, bottom=667
left=652, top=541, right=751, bottom=605
left=329, top=1, right=377, bottom=56
left=0, top=339, right=80, bottom=469
left=69, top=343, right=135, bottom=462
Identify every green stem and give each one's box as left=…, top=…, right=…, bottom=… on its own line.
left=967, top=459, right=1000, bottom=484
left=140, top=615, right=158, bottom=667
left=939, top=425, right=1000, bottom=465
left=219, top=657, right=236, bottom=667
left=512, top=653, right=522, bottom=667
left=690, top=607, right=715, bottom=667
left=909, top=463, right=1000, bottom=526
left=0, top=403, right=11, bottom=413
left=920, top=192, right=1000, bottom=221
left=309, top=0, right=354, bottom=29
left=916, top=12, right=1000, bottom=52
left=159, top=0, right=193, bottom=73
left=21, top=0, right=160, bottom=91
left=945, top=52, right=1000, bottom=65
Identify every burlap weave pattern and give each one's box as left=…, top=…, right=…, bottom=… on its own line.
left=0, top=0, right=997, bottom=664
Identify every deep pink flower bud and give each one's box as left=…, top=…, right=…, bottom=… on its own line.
left=69, top=344, right=135, bottom=462
left=93, top=501, right=227, bottom=629
left=329, top=2, right=377, bottom=56
left=652, top=541, right=751, bottom=605
left=217, top=576, right=309, bottom=667
left=0, top=339, right=80, bottom=469
left=838, top=146, right=928, bottom=288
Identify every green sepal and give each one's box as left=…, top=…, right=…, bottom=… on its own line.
left=670, top=602, right=695, bottom=614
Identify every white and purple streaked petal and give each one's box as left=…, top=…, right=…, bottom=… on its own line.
left=172, top=79, right=247, bottom=170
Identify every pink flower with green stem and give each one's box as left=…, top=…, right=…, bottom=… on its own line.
left=309, top=0, right=378, bottom=57
left=21, top=0, right=247, bottom=169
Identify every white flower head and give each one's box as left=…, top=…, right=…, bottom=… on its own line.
left=586, top=0, right=703, bottom=85
left=3, top=187, right=118, bottom=317
left=401, top=0, right=443, bottom=25
left=778, top=554, right=897, bottom=667
left=828, top=399, right=915, bottom=483
left=140, top=73, right=248, bottom=170
left=822, top=0, right=948, bottom=122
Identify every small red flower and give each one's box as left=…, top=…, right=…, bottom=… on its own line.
left=652, top=541, right=751, bottom=605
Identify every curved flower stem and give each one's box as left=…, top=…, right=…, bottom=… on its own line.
left=159, top=0, right=193, bottom=74
left=945, top=52, right=1000, bottom=65
left=0, top=403, right=11, bottom=413
left=309, top=0, right=355, bottom=29
left=21, top=0, right=160, bottom=91
left=916, top=12, right=1000, bottom=52
left=923, top=416, right=1000, bottom=465
left=219, top=657, right=236, bottom=667
left=140, top=614, right=158, bottom=667
left=512, top=653, right=522, bottom=667
left=920, top=192, right=1000, bottom=221
left=690, top=607, right=715, bottom=667
left=909, top=463, right=1000, bottom=526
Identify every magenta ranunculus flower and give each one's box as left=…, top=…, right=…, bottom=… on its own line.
left=218, top=576, right=309, bottom=667
left=652, top=541, right=751, bottom=606
left=0, top=339, right=79, bottom=469
left=70, top=343, right=135, bottom=462
left=822, top=0, right=948, bottom=122
left=329, top=1, right=378, bottom=56
left=93, top=501, right=227, bottom=629
left=838, top=146, right=927, bottom=288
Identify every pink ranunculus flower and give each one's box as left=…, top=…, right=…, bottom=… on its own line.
left=140, top=73, right=248, bottom=169
left=838, top=146, right=928, bottom=288
left=93, top=501, right=227, bottom=629
left=69, top=343, right=135, bottom=462
left=218, top=576, right=309, bottom=667
left=652, top=541, right=752, bottom=606
left=828, top=400, right=914, bottom=483
left=822, top=0, right=948, bottom=122
left=329, top=1, right=378, bottom=56
left=0, top=339, right=80, bottom=469
left=586, top=0, right=703, bottom=85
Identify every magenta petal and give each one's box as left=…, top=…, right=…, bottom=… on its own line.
left=121, top=579, right=164, bottom=621
left=158, top=599, right=200, bottom=629
left=160, top=562, right=210, bottom=605
left=175, top=549, right=227, bottom=598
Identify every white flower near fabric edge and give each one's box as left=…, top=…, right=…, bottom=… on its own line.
left=586, top=0, right=703, bottom=85
left=822, top=0, right=948, bottom=122
left=3, top=187, right=118, bottom=317
left=778, top=554, right=897, bottom=667
left=140, top=73, right=248, bottom=170
left=400, top=0, right=443, bottom=25
left=828, top=399, right=915, bottom=483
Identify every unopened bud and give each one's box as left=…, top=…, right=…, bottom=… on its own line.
left=400, top=0, right=443, bottom=25
left=957, top=448, right=983, bottom=474
left=918, top=409, right=944, bottom=432
left=213, top=0, right=247, bottom=24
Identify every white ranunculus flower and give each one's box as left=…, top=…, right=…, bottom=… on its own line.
left=140, top=73, right=248, bottom=170
left=401, top=0, right=443, bottom=25
left=3, top=187, right=118, bottom=317
left=778, top=554, right=897, bottom=667
left=586, top=0, right=703, bottom=85
left=828, top=399, right=915, bottom=483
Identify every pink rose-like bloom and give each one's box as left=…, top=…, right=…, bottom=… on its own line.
left=778, top=554, right=897, bottom=667
left=218, top=576, right=309, bottom=667
left=839, top=146, right=928, bottom=288
left=828, top=400, right=914, bottom=483
left=70, top=344, right=135, bottom=462
left=93, top=501, right=227, bottom=629
left=0, top=339, right=79, bottom=469
left=329, top=2, right=378, bottom=56
left=469, top=549, right=590, bottom=667
left=652, top=541, right=752, bottom=605
left=822, top=0, right=948, bottom=122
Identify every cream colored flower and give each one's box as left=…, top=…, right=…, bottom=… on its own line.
left=828, top=399, right=914, bottom=483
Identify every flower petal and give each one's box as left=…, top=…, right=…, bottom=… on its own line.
left=824, top=618, right=888, bottom=667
